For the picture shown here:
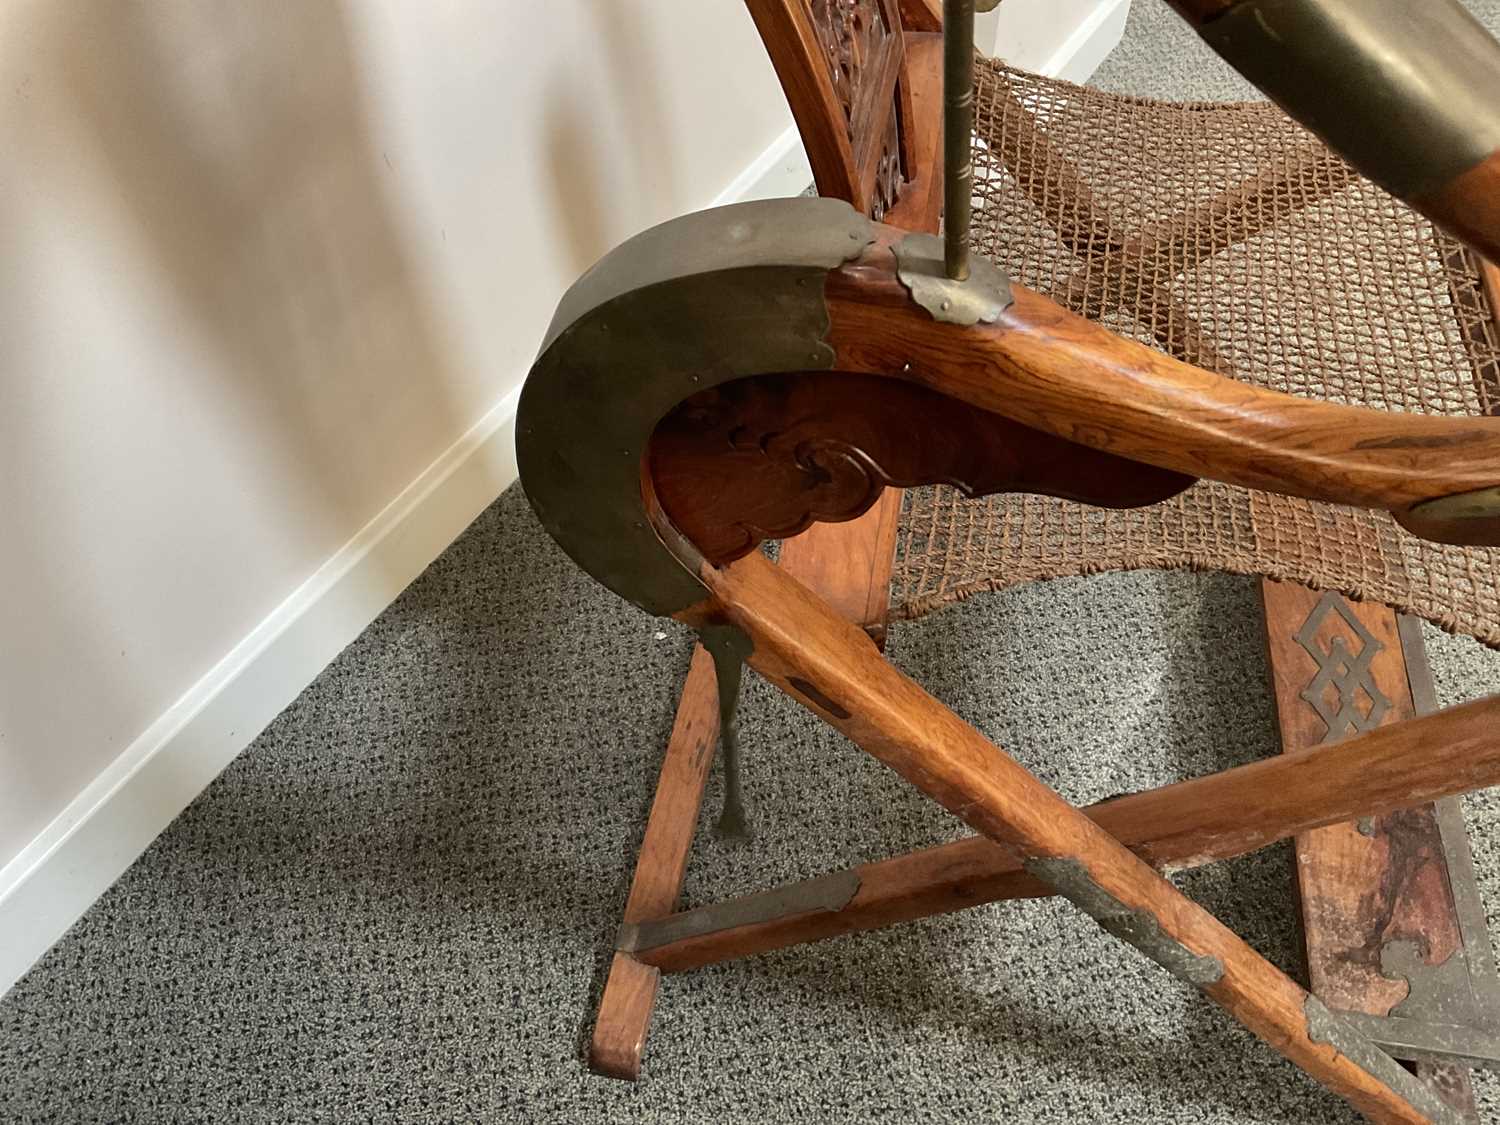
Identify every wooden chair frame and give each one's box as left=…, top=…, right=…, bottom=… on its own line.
left=517, top=2, right=1500, bottom=1120
left=520, top=200, right=1500, bottom=1123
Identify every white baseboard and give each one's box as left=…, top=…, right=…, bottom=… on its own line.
left=710, top=124, right=810, bottom=207
left=0, top=388, right=521, bottom=997
left=1041, top=0, right=1132, bottom=85
left=0, top=0, right=1133, bottom=1000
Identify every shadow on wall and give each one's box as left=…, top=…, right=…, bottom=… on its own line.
left=542, top=1, right=689, bottom=277
left=0, top=0, right=756, bottom=858
left=0, top=2, right=465, bottom=841
left=39, top=0, right=464, bottom=524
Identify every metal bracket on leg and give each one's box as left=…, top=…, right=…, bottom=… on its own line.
left=700, top=625, right=754, bottom=841
left=618, top=871, right=861, bottom=954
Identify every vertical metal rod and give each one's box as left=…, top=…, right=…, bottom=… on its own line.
left=943, top=0, right=976, bottom=281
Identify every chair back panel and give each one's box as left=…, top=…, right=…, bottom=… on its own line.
left=745, top=0, right=922, bottom=219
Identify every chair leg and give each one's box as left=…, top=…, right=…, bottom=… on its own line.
left=589, top=645, right=719, bottom=1079
left=697, top=550, right=1458, bottom=1124
left=591, top=497, right=904, bottom=1079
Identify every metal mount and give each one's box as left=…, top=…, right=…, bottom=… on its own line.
left=894, top=231, right=1013, bottom=326
left=1409, top=485, right=1500, bottom=525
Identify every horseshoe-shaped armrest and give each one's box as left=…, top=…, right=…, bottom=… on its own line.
left=518, top=199, right=1500, bottom=618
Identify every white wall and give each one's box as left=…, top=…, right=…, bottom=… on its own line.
left=0, top=0, right=788, bottom=909
left=0, top=0, right=1127, bottom=995
left=982, top=0, right=1132, bottom=82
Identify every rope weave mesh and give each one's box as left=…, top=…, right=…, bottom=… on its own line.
left=889, top=62, right=1500, bottom=647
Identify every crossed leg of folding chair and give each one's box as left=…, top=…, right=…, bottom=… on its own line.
left=597, top=549, right=1498, bottom=1123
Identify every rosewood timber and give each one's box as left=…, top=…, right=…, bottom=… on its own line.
left=881, top=34, right=943, bottom=232
left=589, top=645, right=720, bottom=1080
left=594, top=13, right=945, bottom=1082
left=769, top=29, right=944, bottom=644
left=744, top=0, right=919, bottom=217
left=683, top=549, right=1452, bottom=1123
left=1482, top=258, right=1500, bottom=331
left=896, top=0, right=942, bottom=32
left=648, top=372, right=1193, bottom=565
left=820, top=233, right=1500, bottom=542
left=1260, top=582, right=1468, bottom=1022
left=744, top=0, right=862, bottom=206
left=776, top=492, right=903, bottom=643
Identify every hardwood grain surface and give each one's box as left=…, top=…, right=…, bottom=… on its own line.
left=1261, top=582, right=1465, bottom=1019
left=820, top=231, right=1500, bottom=536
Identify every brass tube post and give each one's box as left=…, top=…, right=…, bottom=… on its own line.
left=943, top=0, right=976, bottom=280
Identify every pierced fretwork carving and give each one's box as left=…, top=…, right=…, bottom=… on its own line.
left=1294, top=591, right=1394, bottom=741
left=871, top=108, right=904, bottom=221
left=810, top=0, right=890, bottom=135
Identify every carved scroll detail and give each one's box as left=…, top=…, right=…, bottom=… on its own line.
left=648, top=372, right=1195, bottom=563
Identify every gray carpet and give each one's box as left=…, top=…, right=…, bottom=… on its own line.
left=6, top=4, right=1500, bottom=1123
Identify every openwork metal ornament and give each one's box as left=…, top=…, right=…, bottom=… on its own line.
left=1295, top=590, right=1393, bottom=741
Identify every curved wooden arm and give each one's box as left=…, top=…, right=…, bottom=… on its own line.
left=824, top=229, right=1500, bottom=541
left=1164, top=0, right=1500, bottom=261
left=518, top=199, right=1500, bottom=620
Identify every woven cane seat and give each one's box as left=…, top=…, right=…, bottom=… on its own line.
left=888, top=62, right=1500, bottom=647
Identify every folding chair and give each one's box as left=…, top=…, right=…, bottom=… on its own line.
left=517, top=2, right=1500, bottom=1119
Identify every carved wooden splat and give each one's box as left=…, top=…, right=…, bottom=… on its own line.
left=743, top=0, right=914, bottom=218
left=871, top=108, right=904, bottom=222
left=810, top=0, right=891, bottom=134
left=647, top=371, right=1195, bottom=564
